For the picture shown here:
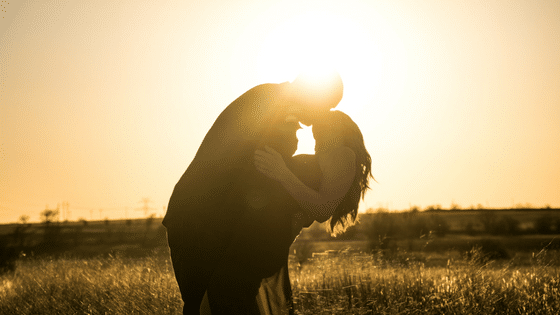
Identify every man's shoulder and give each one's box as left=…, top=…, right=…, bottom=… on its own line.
left=248, top=81, right=290, bottom=93
left=228, top=82, right=287, bottom=105
left=228, top=81, right=290, bottom=110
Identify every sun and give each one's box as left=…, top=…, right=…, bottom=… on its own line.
left=229, top=7, right=408, bottom=155
left=254, top=10, right=384, bottom=118
left=251, top=11, right=385, bottom=154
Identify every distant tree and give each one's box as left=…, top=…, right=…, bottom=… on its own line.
left=425, top=204, right=442, bottom=211
left=40, top=208, right=59, bottom=225
left=40, top=208, right=61, bottom=244
left=402, top=208, right=418, bottom=221
left=450, top=202, right=461, bottom=210
left=365, top=208, right=376, bottom=214
left=18, top=215, right=30, bottom=225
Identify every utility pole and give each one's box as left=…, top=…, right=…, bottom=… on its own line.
left=61, top=201, right=70, bottom=221
left=137, top=198, right=156, bottom=217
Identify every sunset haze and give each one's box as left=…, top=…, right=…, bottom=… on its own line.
left=1, top=0, right=559, bottom=223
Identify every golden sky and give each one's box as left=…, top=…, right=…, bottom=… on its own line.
left=1, top=0, right=559, bottom=223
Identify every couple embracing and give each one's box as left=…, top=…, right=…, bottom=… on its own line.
left=163, top=71, right=373, bottom=314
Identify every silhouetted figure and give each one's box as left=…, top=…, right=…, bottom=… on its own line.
left=205, top=153, right=322, bottom=314
left=163, top=72, right=343, bottom=315
left=205, top=110, right=373, bottom=314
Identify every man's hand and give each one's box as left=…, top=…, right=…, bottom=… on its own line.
left=254, top=145, right=290, bottom=182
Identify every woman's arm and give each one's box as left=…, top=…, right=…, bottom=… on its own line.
left=254, top=145, right=356, bottom=222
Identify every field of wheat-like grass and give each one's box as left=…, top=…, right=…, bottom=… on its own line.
left=0, top=254, right=180, bottom=314
left=291, top=249, right=560, bottom=314
left=1, top=249, right=559, bottom=314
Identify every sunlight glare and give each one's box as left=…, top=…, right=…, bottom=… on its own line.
left=256, top=11, right=370, bottom=83
left=255, top=10, right=385, bottom=153
left=229, top=7, right=408, bottom=155
left=294, top=123, right=316, bottom=156
left=253, top=9, right=405, bottom=121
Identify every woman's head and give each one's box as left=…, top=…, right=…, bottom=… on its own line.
left=313, top=110, right=373, bottom=235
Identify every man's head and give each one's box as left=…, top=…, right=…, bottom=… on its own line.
left=287, top=70, right=343, bottom=126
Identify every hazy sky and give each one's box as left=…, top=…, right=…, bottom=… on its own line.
left=1, top=0, right=559, bottom=223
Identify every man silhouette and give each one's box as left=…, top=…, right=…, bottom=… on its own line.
left=163, top=71, right=343, bottom=314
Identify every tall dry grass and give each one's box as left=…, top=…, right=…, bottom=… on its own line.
left=291, top=248, right=560, bottom=314
left=0, top=253, right=181, bottom=314
left=1, top=248, right=559, bottom=314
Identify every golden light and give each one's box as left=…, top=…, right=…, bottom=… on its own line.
left=291, top=67, right=342, bottom=97
left=229, top=7, right=407, bottom=155
left=249, top=10, right=391, bottom=154
left=256, top=12, right=353, bottom=75
left=254, top=10, right=387, bottom=116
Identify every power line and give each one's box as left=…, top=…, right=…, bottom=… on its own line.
left=136, top=198, right=156, bottom=216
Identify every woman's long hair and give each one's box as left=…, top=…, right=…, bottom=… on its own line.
left=317, top=110, right=373, bottom=235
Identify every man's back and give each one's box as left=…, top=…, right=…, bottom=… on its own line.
left=163, top=82, right=291, bottom=228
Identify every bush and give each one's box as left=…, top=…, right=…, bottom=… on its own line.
left=0, top=238, right=17, bottom=275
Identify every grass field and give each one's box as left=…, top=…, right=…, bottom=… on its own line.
left=1, top=245, right=559, bottom=314
left=1, top=210, right=559, bottom=314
